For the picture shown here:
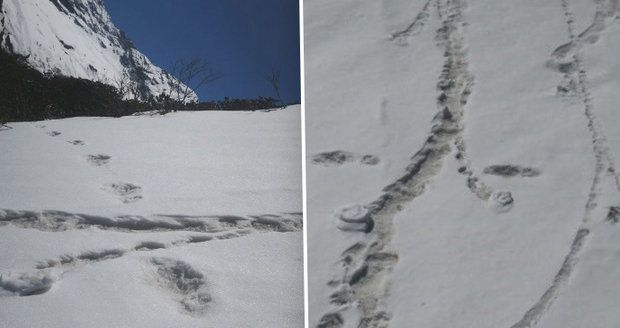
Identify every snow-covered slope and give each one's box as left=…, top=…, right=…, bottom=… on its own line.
left=0, top=0, right=197, bottom=102
left=0, top=107, right=302, bottom=327
left=305, top=0, right=620, bottom=327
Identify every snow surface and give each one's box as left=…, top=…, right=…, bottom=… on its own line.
left=0, top=107, right=302, bottom=327
left=305, top=0, right=620, bottom=327
left=0, top=0, right=197, bottom=101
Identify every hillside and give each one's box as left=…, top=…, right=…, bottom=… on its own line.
left=0, top=0, right=196, bottom=102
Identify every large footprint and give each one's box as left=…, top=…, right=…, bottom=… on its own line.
left=87, top=154, right=111, bottom=166
left=104, top=182, right=143, bottom=203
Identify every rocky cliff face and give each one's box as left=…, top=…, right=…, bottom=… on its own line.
left=0, top=0, right=197, bottom=102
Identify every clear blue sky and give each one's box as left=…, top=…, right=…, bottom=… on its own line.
left=104, top=0, right=300, bottom=103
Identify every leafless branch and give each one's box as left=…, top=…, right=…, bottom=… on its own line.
left=168, top=58, right=221, bottom=103
left=264, top=68, right=282, bottom=104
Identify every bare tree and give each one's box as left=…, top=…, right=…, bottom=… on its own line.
left=264, top=68, right=283, bottom=107
left=169, top=58, right=221, bottom=104
left=113, top=73, right=131, bottom=99
left=0, top=116, right=10, bottom=130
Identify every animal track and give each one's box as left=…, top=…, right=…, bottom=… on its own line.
left=317, top=313, right=344, bottom=328
left=250, top=214, right=303, bottom=232
left=312, top=151, right=380, bottom=167
left=0, top=210, right=301, bottom=298
left=36, top=249, right=125, bottom=269
left=509, top=1, right=620, bottom=328
left=67, top=140, right=85, bottom=146
left=455, top=135, right=494, bottom=202
left=390, top=0, right=432, bottom=45
left=134, top=241, right=167, bottom=251
left=483, top=165, right=541, bottom=178
left=510, top=229, right=590, bottom=328
left=318, top=1, right=485, bottom=326
left=0, top=209, right=303, bottom=233
left=47, top=131, right=61, bottom=137
left=151, top=257, right=212, bottom=315
left=490, top=191, right=514, bottom=213
left=0, top=271, right=57, bottom=296
left=105, top=182, right=142, bottom=203
left=186, top=235, right=214, bottom=243
left=606, top=206, right=620, bottom=224
left=87, top=154, right=111, bottom=166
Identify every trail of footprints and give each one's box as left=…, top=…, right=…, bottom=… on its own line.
left=321, top=0, right=617, bottom=326
left=0, top=209, right=302, bottom=314
left=40, top=125, right=143, bottom=203
left=319, top=1, right=474, bottom=327
left=317, top=0, right=545, bottom=326
left=0, top=126, right=302, bottom=314
left=509, top=1, right=620, bottom=328
left=390, top=0, right=432, bottom=46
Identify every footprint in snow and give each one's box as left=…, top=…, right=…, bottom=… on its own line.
left=0, top=270, right=58, bottom=297
left=87, top=154, right=111, bottom=166
left=483, top=164, right=541, bottom=178
left=312, top=150, right=380, bottom=167
left=47, top=131, right=61, bottom=137
left=67, top=140, right=85, bottom=146
left=150, top=257, right=212, bottom=315
left=489, top=191, right=514, bottom=213
left=104, top=182, right=143, bottom=203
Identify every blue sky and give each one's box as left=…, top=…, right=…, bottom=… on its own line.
left=104, top=0, right=300, bottom=103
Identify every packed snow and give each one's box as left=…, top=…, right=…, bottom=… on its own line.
left=0, top=107, right=303, bottom=327
left=305, top=0, right=620, bottom=327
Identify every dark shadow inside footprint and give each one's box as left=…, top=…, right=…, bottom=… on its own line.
left=312, top=151, right=355, bottom=165
left=135, top=241, right=166, bottom=251
left=106, top=182, right=143, bottom=203
left=217, top=216, right=248, bottom=225
left=360, top=155, right=380, bottom=165
left=0, top=273, right=55, bottom=297
left=68, top=140, right=85, bottom=146
left=188, top=235, right=213, bottom=243
left=317, top=313, right=344, bottom=328
left=483, top=165, right=541, bottom=177
left=47, top=131, right=61, bottom=137
left=150, top=257, right=211, bottom=314
left=87, top=154, right=111, bottom=166
left=313, top=151, right=380, bottom=166
left=606, top=206, right=620, bottom=224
